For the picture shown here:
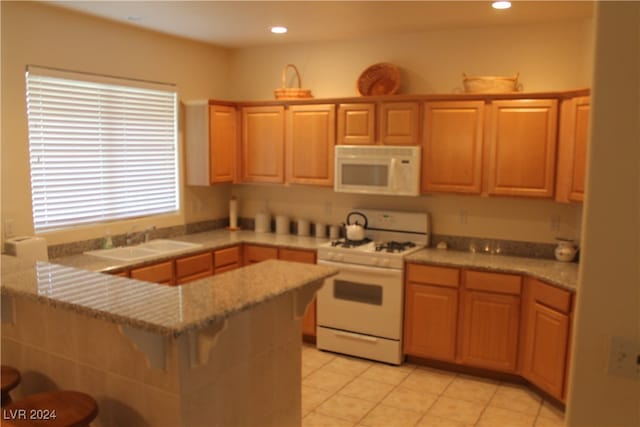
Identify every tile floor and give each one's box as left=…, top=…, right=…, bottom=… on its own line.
left=301, top=344, right=565, bottom=427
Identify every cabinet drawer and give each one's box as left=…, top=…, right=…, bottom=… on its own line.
left=465, top=270, right=521, bottom=295
left=406, top=263, right=460, bottom=288
left=243, top=244, right=278, bottom=264
left=215, top=262, right=241, bottom=275
left=279, top=248, right=316, bottom=264
left=131, top=261, right=174, bottom=285
left=530, top=278, right=572, bottom=313
left=176, top=252, right=213, bottom=281
left=214, top=245, right=241, bottom=268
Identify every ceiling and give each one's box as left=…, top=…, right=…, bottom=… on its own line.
left=47, top=1, right=595, bottom=49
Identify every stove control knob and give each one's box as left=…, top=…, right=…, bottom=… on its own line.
left=379, top=258, right=390, bottom=267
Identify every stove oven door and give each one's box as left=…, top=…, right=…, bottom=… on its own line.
left=316, top=260, right=403, bottom=340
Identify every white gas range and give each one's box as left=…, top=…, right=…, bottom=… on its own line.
left=316, top=209, right=430, bottom=365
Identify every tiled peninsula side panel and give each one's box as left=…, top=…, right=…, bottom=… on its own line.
left=1, top=292, right=302, bottom=427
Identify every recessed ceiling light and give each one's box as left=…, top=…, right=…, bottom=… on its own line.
left=492, top=1, right=512, bottom=10
left=127, top=16, right=143, bottom=22
left=270, top=26, right=288, bottom=34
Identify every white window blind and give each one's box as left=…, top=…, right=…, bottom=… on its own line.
left=26, top=66, right=179, bottom=232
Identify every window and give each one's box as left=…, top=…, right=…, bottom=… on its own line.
left=25, top=66, right=179, bottom=232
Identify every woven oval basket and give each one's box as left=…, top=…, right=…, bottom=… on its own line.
left=274, top=64, right=313, bottom=100
left=357, top=63, right=401, bottom=96
left=463, top=72, right=520, bottom=93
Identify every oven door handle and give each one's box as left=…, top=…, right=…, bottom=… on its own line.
left=334, top=330, right=379, bottom=343
left=317, top=259, right=401, bottom=276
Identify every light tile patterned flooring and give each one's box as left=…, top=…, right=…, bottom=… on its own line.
left=301, top=344, right=565, bottom=427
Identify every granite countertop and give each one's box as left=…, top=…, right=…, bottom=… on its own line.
left=405, top=249, right=579, bottom=291
left=52, top=229, right=329, bottom=273
left=1, top=255, right=338, bottom=336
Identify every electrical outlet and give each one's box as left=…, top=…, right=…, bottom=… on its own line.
left=4, top=218, right=15, bottom=238
left=607, top=336, right=640, bottom=380
left=324, top=202, right=332, bottom=216
left=459, top=210, right=468, bottom=225
left=550, top=215, right=561, bottom=232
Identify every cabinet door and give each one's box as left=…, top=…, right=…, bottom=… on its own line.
left=404, top=282, right=459, bottom=362
left=209, top=105, right=237, bottom=184
left=214, top=245, right=241, bottom=274
left=278, top=248, right=316, bottom=264
left=459, top=290, right=520, bottom=372
left=522, top=301, right=570, bottom=399
left=379, top=102, right=420, bottom=145
left=556, top=96, right=590, bottom=203
left=130, top=261, right=174, bottom=286
left=243, top=244, right=279, bottom=264
left=486, top=99, right=558, bottom=198
left=176, top=252, right=213, bottom=284
left=242, top=106, right=285, bottom=183
left=279, top=248, right=317, bottom=337
left=286, top=104, right=335, bottom=186
left=337, top=103, right=375, bottom=145
left=422, top=101, right=485, bottom=194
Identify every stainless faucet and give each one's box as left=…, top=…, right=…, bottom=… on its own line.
left=126, top=225, right=156, bottom=246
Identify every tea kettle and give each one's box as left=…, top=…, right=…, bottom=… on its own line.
left=344, top=211, right=368, bottom=241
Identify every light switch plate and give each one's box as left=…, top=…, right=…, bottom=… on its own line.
left=607, top=336, right=640, bottom=380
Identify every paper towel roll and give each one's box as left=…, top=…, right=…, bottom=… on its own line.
left=5, top=236, right=48, bottom=263
left=229, top=197, right=238, bottom=229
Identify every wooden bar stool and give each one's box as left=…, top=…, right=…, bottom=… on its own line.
left=2, top=390, right=98, bottom=427
left=1, top=365, right=21, bottom=406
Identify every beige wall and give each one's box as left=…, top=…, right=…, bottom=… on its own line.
left=1, top=1, right=232, bottom=245
left=566, top=3, right=640, bottom=426
left=227, top=19, right=592, bottom=244
left=229, top=19, right=593, bottom=100
left=1, top=2, right=593, bottom=247
left=232, top=185, right=582, bottom=244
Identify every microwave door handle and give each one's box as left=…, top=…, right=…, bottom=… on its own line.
left=389, top=158, right=399, bottom=192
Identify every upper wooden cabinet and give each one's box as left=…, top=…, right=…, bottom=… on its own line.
left=242, top=106, right=285, bottom=183
left=286, top=104, right=336, bottom=186
left=556, top=96, right=590, bottom=203
left=379, top=102, right=420, bottom=145
left=185, top=102, right=237, bottom=185
left=486, top=99, right=559, bottom=198
left=421, top=101, right=485, bottom=194
left=337, top=102, right=419, bottom=145
left=337, top=103, right=375, bottom=145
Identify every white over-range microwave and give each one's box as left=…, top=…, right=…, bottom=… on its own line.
left=334, top=145, right=421, bottom=196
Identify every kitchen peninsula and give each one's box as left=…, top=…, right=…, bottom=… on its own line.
left=1, top=254, right=337, bottom=426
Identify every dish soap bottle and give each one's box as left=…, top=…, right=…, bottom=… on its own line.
left=103, top=229, right=114, bottom=249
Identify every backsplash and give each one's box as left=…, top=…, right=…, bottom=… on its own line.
left=44, top=216, right=567, bottom=261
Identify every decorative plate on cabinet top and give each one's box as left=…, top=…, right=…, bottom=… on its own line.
left=357, top=62, right=401, bottom=96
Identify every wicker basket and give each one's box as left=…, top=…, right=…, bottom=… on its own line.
left=357, top=63, right=401, bottom=96
left=463, top=73, right=520, bottom=93
left=274, top=64, right=313, bottom=100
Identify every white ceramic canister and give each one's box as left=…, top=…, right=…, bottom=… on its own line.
left=329, top=225, right=341, bottom=240
left=315, top=223, right=326, bottom=238
left=554, top=238, right=578, bottom=262
left=275, top=215, right=290, bottom=235
left=255, top=212, right=271, bottom=233
left=297, top=219, right=310, bottom=236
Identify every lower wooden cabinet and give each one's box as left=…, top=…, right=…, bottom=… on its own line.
left=459, top=288, right=521, bottom=372
left=404, top=264, right=460, bottom=362
left=278, top=247, right=317, bottom=338
left=243, top=244, right=279, bottom=264
left=521, top=277, right=572, bottom=401
left=130, top=260, right=174, bottom=286
left=404, top=282, right=459, bottom=362
left=404, top=262, right=573, bottom=401
left=175, top=252, right=213, bottom=285
left=213, top=245, right=241, bottom=274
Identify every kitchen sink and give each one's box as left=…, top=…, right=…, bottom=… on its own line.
left=138, top=239, right=201, bottom=252
left=85, top=239, right=202, bottom=262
